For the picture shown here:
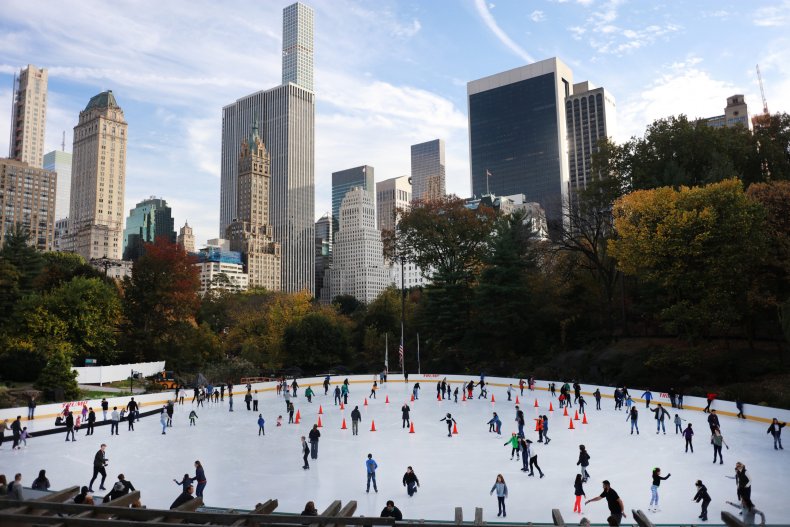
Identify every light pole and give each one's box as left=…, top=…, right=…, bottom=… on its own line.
left=400, top=255, right=406, bottom=376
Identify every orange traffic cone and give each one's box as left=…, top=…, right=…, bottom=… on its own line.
left=582, top=413, right=588, bottom=424
left=318, top=405, right=323, bottom=415
left=491, top=394, right=495, bottom=403
left=385, top=395, right=389, bottom=404
left=568, top=418, right=575, bottom=430
left=364, top=398, right=369, bottom=406
left=411, top=394, right=415, bottom=402
left=452, top=422, right=459, bottom=434
left=340, top=402, right=345, bottom=410
left=563, top=406, right=568, bottom=417
left=534, top=399, right=539, bottom=408
left=370, top=420, right=377, bottom=432
left=462, top=393, right=466, bottom=401
left=317, top=416, right=323, bottom=428
left=549, top=402, right=554, bottom=412
left=341, top=418, right=347, bottom=430
left=574, top=410, right=579, bottom=421
left=409, top=422, right=415, bottom=433
left=295, top=410, right=301, bottom=424
left=515, top=396, right=520, bottom=404
left=437, top=393, right=442, bottom=401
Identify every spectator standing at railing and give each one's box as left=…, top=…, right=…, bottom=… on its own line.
left=87, top=408, right=96, bottom=435
left=767, top=418, right=786, bottom=450
left=27, top=396, right=36, bottom=420
left=101, top=398, right=109, bottom=420
left=31, top=469, right=50, bottom=490
left=594, top=389, right=601, bottom=410
left=9, top=473, right=23, bottom=500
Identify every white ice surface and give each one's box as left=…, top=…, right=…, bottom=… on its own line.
left=1, top=380, right=787, bottom=524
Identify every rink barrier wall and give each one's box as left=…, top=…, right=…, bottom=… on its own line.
left=2, top=374, right=788, bottom=432
left=71, top=360, right=166, bottom=385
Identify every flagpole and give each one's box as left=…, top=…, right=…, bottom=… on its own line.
left=400, top=255, right=406, bottom=376
left=385, top=333, right=388, bottom=374
left=417, top=332, right=421, bottom=375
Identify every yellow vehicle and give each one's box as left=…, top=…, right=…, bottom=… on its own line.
left=152, top=371, right=178, bottom=389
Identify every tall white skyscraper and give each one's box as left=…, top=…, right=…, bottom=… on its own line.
left=323, top=187, right=389, bottom=304
left=43, top=150, right=73, bottom=219
left=282, top=2, right=314, bottom=92
left=411, top=139, right=445, bottom=202
left=69, top=90, right=127, bottom=261
left=9, top=65, right=48, bottom=168
left=220, top=2, right=315, bottom=294
left=565, top=81, right=616, bottom=205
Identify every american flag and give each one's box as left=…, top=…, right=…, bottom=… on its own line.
left=398, top=338, right=404, bottom=368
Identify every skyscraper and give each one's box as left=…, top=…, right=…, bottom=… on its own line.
left=43, top=150, right=73, bottom=219
left=467, top=57, right=573, bottom=233
left=565, top=82, right=616, bottom=205
left=122, top=197, right=176, bottom=261
left=0, top=158, right=56, bottom=250
left=705, top=95, right=751, bottom=130
left=69, top=90, right=127, bottom=261
left=323, top=187, right=389, bottom=304
left=282, top=2, right=314, bottom=92
left=411, top=139, right=445, bottom=202
left=376, top=175, right=411, bottom=232
left=226, top=122, right=281, bottom=291
left=177, top=221, right=195, bottom=253
left=220, top=2, right=315, bottom=294
left=8, top=65, right=48, bottom=168
left=331, top=165, right=374, bottom=237
left=314, top=213, right=331, bottom=298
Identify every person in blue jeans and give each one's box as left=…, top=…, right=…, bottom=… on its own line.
left=490, top=474, right=508, bottom=517
left=651, top=404, right=670, bottom=434
left=366, top=454, right=378, bottom=493
left=191, top=461, right=206, bottom=498
left=627, top=406, right=639, bottom=435
left=402, top=466, right=420, bottom=496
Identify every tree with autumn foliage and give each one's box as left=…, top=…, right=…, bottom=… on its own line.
left=121, top=236, right=207, bottom=364
left=609, top=179, right=767, bottom=339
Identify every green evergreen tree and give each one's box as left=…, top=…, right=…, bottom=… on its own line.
left=36, top=341, right=80, bottom=400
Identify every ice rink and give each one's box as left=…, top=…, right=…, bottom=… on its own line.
left=2, top=377, right=788, bottom=524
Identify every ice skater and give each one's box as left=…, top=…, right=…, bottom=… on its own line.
left=648, top=467, right=670, bottom=512
left=301, top=436, right=310, bottom=469
left=577, top=445, right=590, bottom=482
left=507, top=384, right=513, bottom=401
left=641, top=389, right=653, bottom=408
left=549, top=382, right=556, bottom=397
left=309, top=424, right=321, bottom=458
left=191, top=461, right=206, bottom=498
left=527, top=439, right=544, bottom=478
left=370, top=381, right=377, bottom=399
left=627, top=406, right=639, bottom=435
left=334, top=386, right=341, bottom=405
left=412, top=383, right=420, bottom=400
left=351, top=405, right=362, bottom=436
left=401, top=404, right=410, bottom=429
left=703, top=392, right=716, bottom=413
left=253, top=390, right=259, bottom=411
left=257, top=414, right=265, bottom=436
left=578, top=395, right=587, bottom=414
left=323, top=375, right=331, bottom=395
left=693, top=480, right=711, bottom=522
left=574, top=474, right=586, bottom=514
left=515, top=405, right=525, bottom=437
left=504, top=433, right=520, bottom=459
left=542, top=415, right=551, bottom=445
left=735, top=399, right=746, bottom=419
left=535, top=417, right=544, bottom=443
left=65, top=412, right=76, bottom=441
left=585, top=480, right=626, bottom=526
left=189, top=410, right=197, bottom=426
left=683, top=423, right=694, bottom=452
left=86, top=408, right=95, bottom=435
left=440, top=413, right=456, bottom=437
left=304, top=386, right=314, bottom=403
left=160, top=409, right=167, bottom=434
left=490, top=474, right=508, bottom=517
left=89, top=444, right=108, bottom=492
left=674, top=413, right=685, bottom=434
left=651, top=404, right=670, bottom=434
left=488, top=412, right=501, bottom=434
left=734, top=462, right=752, bottom=502
left=707, top=410, right=720, bottom=434
left=726, top=496, right=765, bottom=526
left=403, top=466, right=420, bottom=496
left=711, top=428, right=729, bottom=464
left=365, top=453, right=378, bottom=493
left=767, top=418, right=785, bottom=450
left=453, top=387, right=459, bottom=402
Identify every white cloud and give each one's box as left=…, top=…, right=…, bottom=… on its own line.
left=472, top=0, right=534, bottom=63
left=531, top=10, right=546, bottom=22
left=616, top=60, right=757, bottom=142
left=753, top=1, right=790, bottom=27
left=580, top=0, right=680, bottom=55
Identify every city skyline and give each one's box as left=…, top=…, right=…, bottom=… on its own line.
left=1, top=0, right=788, bottom=247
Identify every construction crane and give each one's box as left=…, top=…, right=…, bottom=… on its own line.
left=756, top=64, right=769, bottom=115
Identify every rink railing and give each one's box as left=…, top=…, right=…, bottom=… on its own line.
left=0, top=492, right=753, bottom=527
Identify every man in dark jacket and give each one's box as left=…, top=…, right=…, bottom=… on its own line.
left=87, top=408, right=96, bottom=435
left=170, top=485, right=195, bottom=509
left=380, top=500, right=403, bottom=520
left=89, top=444, right=108, bottom=492
left=65, top=411, right=76, bottom=441
left=105, top=474, right=135, bottom=502
left=707, top=410, right=721, bottom=434
left=11, top=415, right=22, bottom=449
left=308, top=424, right=321, bottom=459
left=401, top=404, right=411, bottom=428
left=350, top=406, right=362, bottom=436
left=403, top=466, right=420, bottom=496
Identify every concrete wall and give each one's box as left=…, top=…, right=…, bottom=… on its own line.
left=72, top=361, right=166, bottom=385
left=2, top=374, right=788, bottom=433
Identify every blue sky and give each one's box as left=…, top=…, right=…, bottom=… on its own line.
left=1, top=0, right=788, bottom=246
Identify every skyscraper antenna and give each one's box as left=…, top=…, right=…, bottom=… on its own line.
left=62, top=131, right=66, bottom=151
